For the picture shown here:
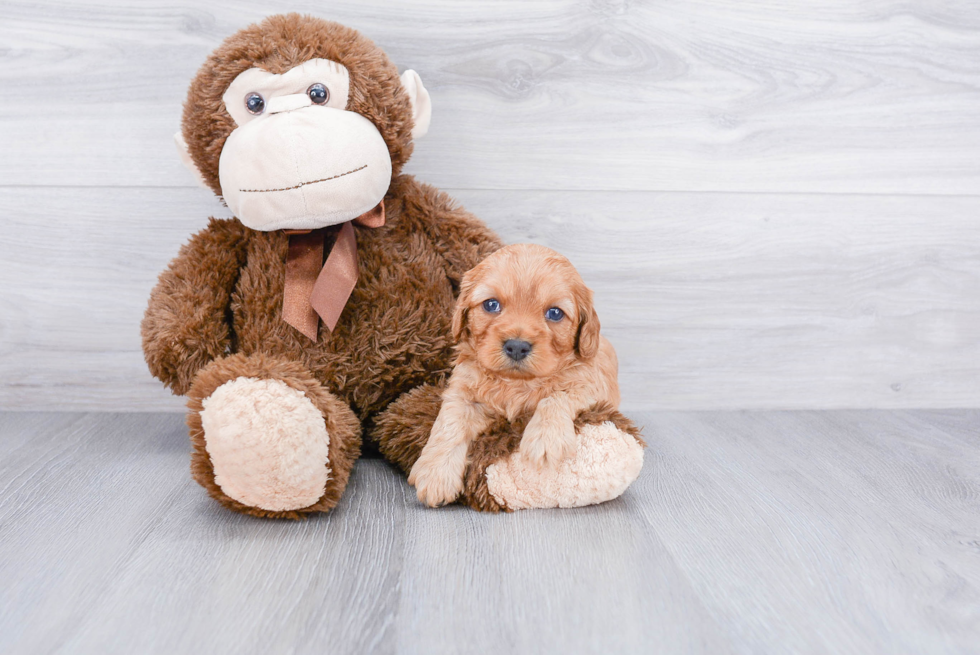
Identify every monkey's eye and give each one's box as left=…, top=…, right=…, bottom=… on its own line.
left=482, top=299, right=501, bottom=313
left=307, top=83, right=329, bottom=105
left=245, top=93, right=265, bottom=115
left=545, top=307, right=564, bottom=322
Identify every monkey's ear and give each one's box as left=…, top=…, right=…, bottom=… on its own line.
left=174, top=131, right=211, bottom=189
left=400, top=70, right=432, bottom=140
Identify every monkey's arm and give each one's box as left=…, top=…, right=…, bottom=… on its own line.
left=141, top=218, right=249, bottom=395
left=395, top=176, right=503, bottom=284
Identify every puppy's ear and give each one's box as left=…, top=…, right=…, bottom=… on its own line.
left=451, top=272, right=474, bottom=344
left=451, top=303, right=469, bottom=344
left=575, top=288, right=601, bottom=359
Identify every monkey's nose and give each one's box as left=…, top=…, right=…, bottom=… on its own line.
left=503, top=339, right=533, bottom=362
left=267, top=93, right=313, bottom=114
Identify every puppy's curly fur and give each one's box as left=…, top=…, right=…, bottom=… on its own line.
left=408, top=244, right=621, bottom=507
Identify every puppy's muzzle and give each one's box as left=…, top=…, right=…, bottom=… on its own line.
left=503, top=339, right=532, bottom=362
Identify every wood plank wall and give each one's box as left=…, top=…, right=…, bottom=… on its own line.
left=1, top=0, right=978, bottom=411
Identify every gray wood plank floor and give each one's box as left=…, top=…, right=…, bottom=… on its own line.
left=1, top=411, right=977, bottom=654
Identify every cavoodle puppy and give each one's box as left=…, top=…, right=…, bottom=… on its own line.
left=409, top=243, right=620, bottom=507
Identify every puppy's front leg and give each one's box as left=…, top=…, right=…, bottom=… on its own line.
left=520, top=393, right=579, bottom=468
left=409, top=394, right=491, bottom=507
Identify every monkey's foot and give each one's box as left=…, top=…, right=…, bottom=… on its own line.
left=187, top=353, right=361, bottom=519
left=200, top=377, right=330, bottom=511
left=485, top=421, right=644, bottom=510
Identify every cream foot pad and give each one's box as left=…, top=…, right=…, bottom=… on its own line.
left=200, top=377, right=331, bottom=511
left=485, top=422, right=644, bottom=510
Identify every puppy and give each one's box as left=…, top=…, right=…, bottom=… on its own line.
left=408, top=243, right=620, bottom=507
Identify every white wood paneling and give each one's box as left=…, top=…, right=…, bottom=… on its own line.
left=1, top=1, right=979, bottom=193
left=1, top=187, right=977, bottom=411
left=1, top=1, right=978, bottom=410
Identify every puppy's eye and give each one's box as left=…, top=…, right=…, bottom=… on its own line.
left=545, top=307, right=564, bottom=322
left=482, top=299, right=501, bottom=313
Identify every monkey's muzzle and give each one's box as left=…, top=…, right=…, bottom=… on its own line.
left=218, top=106, right=392, bottom=232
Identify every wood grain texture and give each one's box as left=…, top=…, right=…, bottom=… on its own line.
left=0, top=412, right=407, bottom=653
left=1, top=1, right=978, bottom=411
left=2, top=187, right=978, bottom=411
left=1, top=410, right=978, bottom=654
left=1, top=0, right=979, bottom=193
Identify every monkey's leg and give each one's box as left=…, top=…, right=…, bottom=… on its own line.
left=372, top=384, right=645, bottom=512
left=477, top=406, right=646, bottom=511
left=186, top=353, right=361, bottom=519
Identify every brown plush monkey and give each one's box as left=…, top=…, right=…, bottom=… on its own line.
left=142, top=14, right=644, bottom=518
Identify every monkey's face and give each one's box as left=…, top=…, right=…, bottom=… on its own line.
left=175, top=15, right=431, bottom=232
left=216, top=59, right=393, bottom=231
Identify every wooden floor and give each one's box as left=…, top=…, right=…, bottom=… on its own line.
left=1, top=411, right=977, bottom=654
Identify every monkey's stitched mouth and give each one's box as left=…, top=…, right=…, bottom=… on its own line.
left=238, top=164, right=368, bottom=193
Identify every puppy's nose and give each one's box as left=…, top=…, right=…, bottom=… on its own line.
left=503, top=339, right=533, bottom=362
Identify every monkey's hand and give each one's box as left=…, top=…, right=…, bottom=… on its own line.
left=141, top=219, right=248, bottom=395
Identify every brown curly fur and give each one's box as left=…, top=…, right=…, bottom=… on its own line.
left=372, top=382, right=645, bottom=512
left=143, top=174, right=501, bottom=412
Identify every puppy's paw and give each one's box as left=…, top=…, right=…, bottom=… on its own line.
left=520, top=411, right=577, bottom=469
left=409, top=457, right=465, bottom=508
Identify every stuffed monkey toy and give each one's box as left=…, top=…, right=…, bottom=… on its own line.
left=142, top=14, right=644, bottom=518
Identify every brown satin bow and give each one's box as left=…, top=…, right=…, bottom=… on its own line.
left=282, top=201, right=385, bottom=340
